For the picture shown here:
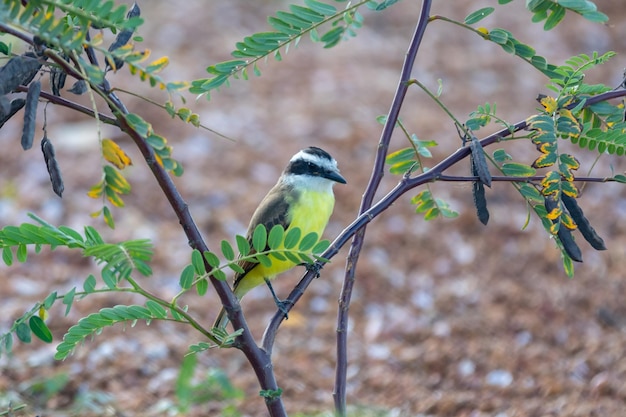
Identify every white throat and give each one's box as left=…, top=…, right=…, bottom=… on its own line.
left=281, top=173, right=336, bottom=194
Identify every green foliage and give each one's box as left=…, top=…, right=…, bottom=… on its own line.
left=526, top=0, right=608, bottom=28
left=0, top=214, right=153, bottom=281
left=484, top=28, right=560, bottom=78
left=0, top=214, right=154, bottom=357
left=189, top=0, right=380, bottom=98
left=174, top=356, right=243, bottom=414
left=464, top=7, right=495, bottom=25
left=0, top=0, right=142, bottom=53
left=55, top=304, right=166, bottom=360
left=411, top=190, right=459, bottom=221
left=175, top=225, right=331, bottom=299
left=466, top=102, right=515, bottom=133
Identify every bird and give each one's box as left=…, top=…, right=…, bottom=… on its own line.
left=213, top=146, right=346, bottom=329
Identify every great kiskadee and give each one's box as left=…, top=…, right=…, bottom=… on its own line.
left=213, top=146, right=346, bottom=329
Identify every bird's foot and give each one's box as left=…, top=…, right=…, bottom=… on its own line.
left=303, top=261, right=322, bottom=278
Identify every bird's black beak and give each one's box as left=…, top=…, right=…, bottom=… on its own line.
left=325, top=170, right=347, bottom=184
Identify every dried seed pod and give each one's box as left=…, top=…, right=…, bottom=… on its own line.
left=0, top=98, right=25, bottom=128
left=0, top=52, right=42, bottom=95
left=470, top=136, right=491, bottom=187
left=21, top=80, right=41, bottom=150
left=41, top=135, right=64, bottom=197
left=471, top=154, right=489, bottom=225
left=557, top=226, right=583, bottom=262
left=50, top=55, right=69, bottom=96
left=68, top=80, right=88, bottom=95
left=106, top=3, right=141, bottom=72
left=561, top=194, right=606, bottom=250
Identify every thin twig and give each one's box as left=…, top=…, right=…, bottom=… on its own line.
left=332, top=1, right=433, bottom=414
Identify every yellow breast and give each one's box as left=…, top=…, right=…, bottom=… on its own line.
left=233, top=189, right=335, bottom=298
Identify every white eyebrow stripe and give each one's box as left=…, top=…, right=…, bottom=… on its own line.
left=290, top=150, right=338, bottom=169
left=290, top=150, right=319, bottom=163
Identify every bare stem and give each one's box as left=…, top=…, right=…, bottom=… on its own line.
left=331, top=1, right=434, bottom=414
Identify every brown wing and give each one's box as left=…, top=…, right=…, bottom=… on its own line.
left=233, top=184, right=294, bottom=289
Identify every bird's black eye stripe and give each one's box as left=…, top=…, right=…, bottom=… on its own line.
left=287, top=159, right=324, bottom=176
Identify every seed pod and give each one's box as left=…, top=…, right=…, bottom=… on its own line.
left=0, top=52, right=42, bottom=95
left=557, top=226, right=583, bottom=262
left=561, top=194, right=606, bottom=250
left=0, top=98, right=25, bottom=128
left=41, top=135, right=64, bottom=197
left=471, top=154, right=489, bottom=225
left=68, top=80, right=88, bottom=95
left=50, top=55, right=69, bottom=96
left=106, top=3, right=141, bottom=72
left=21, top=80, right=41, bottom=150
left=470, top=136, right=492, bottom=187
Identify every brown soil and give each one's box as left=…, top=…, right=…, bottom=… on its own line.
left=2, top=1, right=626, bottom=416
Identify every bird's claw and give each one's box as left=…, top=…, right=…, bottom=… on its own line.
left=303, top=262, right=321, bottom=278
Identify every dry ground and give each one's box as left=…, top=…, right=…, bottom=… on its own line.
left=2, top=1, right=626, bottom=416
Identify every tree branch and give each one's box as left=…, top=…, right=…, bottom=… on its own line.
left=3, top=25, right=287, bottom=417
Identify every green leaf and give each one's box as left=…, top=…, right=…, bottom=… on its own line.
left=204, top=251, right=220, bottom=268
left=55, top=305, right=157, bottom=360
left=83, top=275, right=97, bottom=292
left=43, top=291, right=57, bottom=309
left=179, top=264, right=195, bottom=290
left=221, top=240, right=235, bottom=261
left=284, top=227, right=301, bottom=249
left=125, top=113, right=151, bottom=137
left=16, top=322, right=31, bottom=343
left=16, top=244, right=27, bottom=263
left=290, top=5, right=324, bottom=23
left=268, top=225, right=285, bottom=250
left=275, top=10, right=312, bottom=29
left=312, top=239, right=330, bottom=254
left=145, top=300, right=167, bottom=319
left=513, top=42, right=536, bottom=58
left=464, top=7, right=494, bottom=25
left=235, top=235, right=250, bottom=257
left=191, top=249, right=205, bottom=275
left=299, top=232, right=319, bottom=251
left=228, top=262, right=245, bottom=274
left=502, top=162, right=537, bottom=177
left=4, top=333, right=12, bottom=353
left=2, top=247, right=13, bottom=266
left=372, top=0, right=401, bottom=11
left=562, top=252, right=575, bottom=277
left=519, top=184, right=543, bottom=203
left=63, top=287, right=76, bottom=316
left=386, top=148, right=416, bottom=166
left=270, top=251, right=287, bottom=262
left=613, top=174, right=626, bottom=183
left=213, top=269, right=227, bottom=281
left=543, top=6, right=565, bottom=30
left=256, top=253, right=272, bottom=268
left=252, top=224, right=267, bottom=252
left=493, top=149, right=512, bottom=163
left=196, top=278, right=208, bottom=296
left=304, top=0, right=336, bottom=15
left=29, top=316, right=53, bottom=343
left=102, top=206, right=115, bottom=229
left=488, top=28, right=510, bottom=45
left=423, top=207, right=440, bottom=221
left=320, top=26, right=344, bottom=47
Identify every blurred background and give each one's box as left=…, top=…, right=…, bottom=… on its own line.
left=2, top=1, right=626, bottom=415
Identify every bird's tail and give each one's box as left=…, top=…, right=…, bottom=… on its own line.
left=213, top=307, right=230, bottom=330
